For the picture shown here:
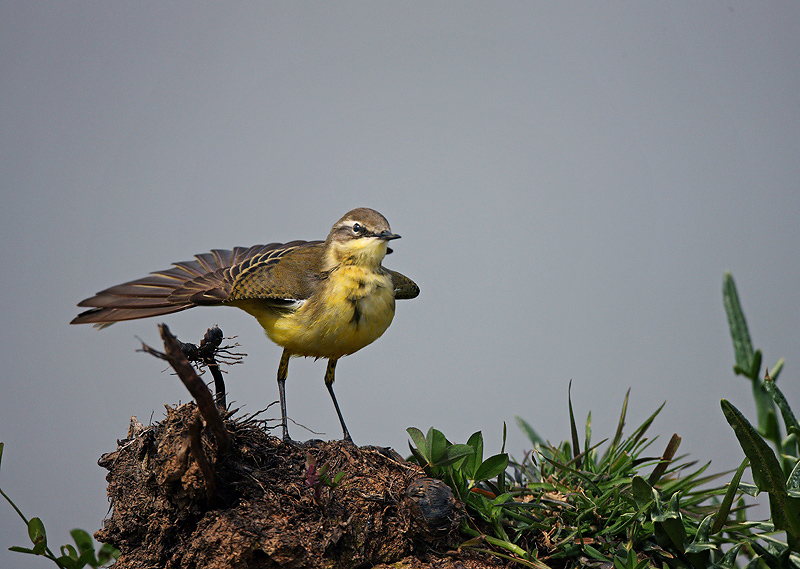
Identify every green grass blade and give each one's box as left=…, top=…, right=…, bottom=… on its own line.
left=568, top=381, right=581, bottom=467
left=622, top=401, right=666, bottom=455
left=539, top=454, right=602, bottom=494
left=516, top=416, right=543, bottom=446
left=659, top=461, right=712, bottom=495
left=712, top=457, right=749, bottom=534
left=584, top=411, right=592, bottom=461
left=648, top=433, right=680, bottom=486
left=608, top=389, right=630, bottom=458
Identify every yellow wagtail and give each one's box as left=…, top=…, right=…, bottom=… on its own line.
left=71, top=207, right=419, bottom=442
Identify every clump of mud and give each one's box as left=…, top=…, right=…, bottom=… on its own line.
left=95, top=403, right=501, bottom=568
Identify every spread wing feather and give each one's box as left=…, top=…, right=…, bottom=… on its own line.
left=71, top=240, right=324, bottom=326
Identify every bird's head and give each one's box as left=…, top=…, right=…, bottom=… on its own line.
left=324, top=208, right=400, bottom=269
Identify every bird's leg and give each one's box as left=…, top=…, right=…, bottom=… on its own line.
left=277, top=349, right=291, bottom=441
left=324, top=358, right=352, bottom=443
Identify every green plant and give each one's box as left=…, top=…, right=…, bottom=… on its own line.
left=717, top=272, right=800, bottom=565
left=407, top=426, right=513, bottom=554
left=722, top=272, right=787, bottom=456
left=409, top=388, right=739, bottom=568
left=0, top=443, right=119, bottom=568
left=304, top=452, right=346, bottom=504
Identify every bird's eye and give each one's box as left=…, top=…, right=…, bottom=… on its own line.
left=352, top=223, right=363, bottom=235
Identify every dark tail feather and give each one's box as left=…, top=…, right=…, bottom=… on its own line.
left=70, top=304, right=194, bottom=328
left=71, top=253, right=234, bottom=327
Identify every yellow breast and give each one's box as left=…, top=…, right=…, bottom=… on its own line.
left=236, top=265, right=396, bottom=360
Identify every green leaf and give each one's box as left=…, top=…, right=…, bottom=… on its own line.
left=568, top=381, right=581, bottom=466
left=55, top=556, right=78, bottom=569
left=585, top=410, right=592, bottom=458
left=9, top=546, right=36, bottom=554
left=609, top=389, right=630, bottom=455
left=474, top=454, right=509, bottom=482
left=623, top=401, right=665, bottom=455
left=651, top=493, right=686, bottom=551
left=743, top=554, right=762, bottom=569
left=762, top=408, right=781, bottom=444
left=465, top=431, right=483, bottom=478
left=631, top=476, right=653, bottom=509
left=723, top=272, right=754, bottom=374
left=656, top=514, right=686, bottom=551
left=515, top=416, right=543, bottom=446
left=784, top=495, right=800, bottom=540
left=749, top=349, right=763, bottom=380
left=712, top=457, right=749, bottom=534
left=765, top=376, right=800, bottom=439
left=768, top=492, right=790, bottom=533
left=721, top=399, right=785, bottom=495
left=458, top=535, right=485, bottom=548
left=583, top=543, right=611, bottom=562
left=406, top=428, right=428, bottom=461
left=436, top=444, right=474, bottom=468
left=648, top=433, right=680, bottom=486
left=738, top=482, right=759, bottom=497
left=97, top=542, right=119, bottom=564
left=614, top=547, right=638, bottom=569
left=70, top=528, right=94, bottom=554
left=716, top=543, right=744, bottom=569
left=76, top=549, right=98, bottom=568
left=407, top=442, right=428, bottom=469
left=750, top=359, right=780, bottom=437
left=685, top=515, right=716, bottom=553
left=426, top=427, right=448, bottom=465
left=61, top=543, right=78, bottom=559
left=27, top=517, right=47, bottom=555
left=788, top=458, right=800, bottom=491
left=771, top=358, right=785, bottom=382
left=720, top=399, right=786, bottom=496
left=499, top=422, right=508, bottom=495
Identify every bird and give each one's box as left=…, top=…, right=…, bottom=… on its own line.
left=71, top=207, right=419, bottom=442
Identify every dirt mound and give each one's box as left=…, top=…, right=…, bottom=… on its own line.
left=95, top=403, right=501, bottom=568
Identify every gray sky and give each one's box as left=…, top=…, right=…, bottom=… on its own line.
left=2, top=3, right=799, bottom=565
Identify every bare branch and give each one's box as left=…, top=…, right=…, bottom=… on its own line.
left=141, top=324, right=232, bottom=456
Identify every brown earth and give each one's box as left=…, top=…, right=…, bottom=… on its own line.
left=95, top=403, right=504, bottom=568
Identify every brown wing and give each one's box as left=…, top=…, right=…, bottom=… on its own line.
left=71, top=240, right=324, bottom=327
left=388, top=270, right=420, bottom=300
left=228, top=242, right=326, bottom=302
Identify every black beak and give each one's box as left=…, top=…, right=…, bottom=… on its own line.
left=377, top=230, right=401, bottom=241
